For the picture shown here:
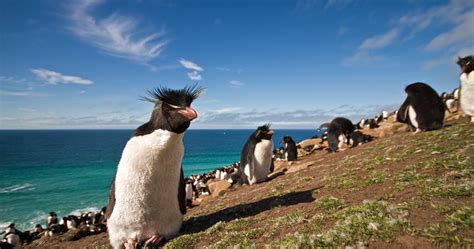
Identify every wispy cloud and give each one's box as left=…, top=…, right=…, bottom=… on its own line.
left=324, top=0, right=354, bottom=9
left=215, top=67, right=231, bottom=72
left=294, top=0, right=354, bottom=12
left=229, top=80, right=244, bottom=88
left=424, top=10, right=474, bottom=52
left=344, top=28, right=399, bottom=66
left=0, top=90, right=52, bottom=97
left=67, top=0, right=166, bottom=66
left=0, top=76, right=26, bottom=84
left=179, top=59, right=204, bottom=71
left=345, top=1, right=474, bottom=67
left=31, top=68, right=93, bottom=85
left=194, top=104, right=399, bottom=129
left=179, top=58, right=204, bottom=81
left=187, top=71, right=202, bottom=81
left=358, top=29, right=399, bottom=50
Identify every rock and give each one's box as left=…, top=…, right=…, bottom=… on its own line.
left=208, top=180, right=231, bottom=198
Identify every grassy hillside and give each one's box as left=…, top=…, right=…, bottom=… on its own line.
left=24, top=120, right=473, bottom=248
left=168, top=120, right=473, bottom=248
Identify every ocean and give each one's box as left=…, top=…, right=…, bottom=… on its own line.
left=0, top=129, right=316, bottom=231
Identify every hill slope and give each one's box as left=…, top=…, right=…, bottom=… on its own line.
left=25, top=120, right=473, bottom=248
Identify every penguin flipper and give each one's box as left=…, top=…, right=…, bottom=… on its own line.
left=240, top=142, right=256, bottom=184
left=397, top=98, right=410, bottom=123
left=178, top=168, right=186, bottom=215
left=105, top=175, right=116, bottom=219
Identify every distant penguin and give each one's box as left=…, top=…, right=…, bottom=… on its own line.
left=281, top=135, right=297, bottom=161
left=215, top=170, right=222, bottom=180
left=350, top=131, right=372, bottom=146
left=397, top=82, right=445, bottom=131
left=47, top=212, right=58, bottom=228
left=327, top=117, right=355, bottom=153
left=240, top=124, right=275, bottom=185
left=3, top=224, right=21, bottom=247
left=105, top=85, right=204, bottom=249
left=66, top=216, right=78, bottom=230
left=185, top=179, right=193, bottom=207
left=457, top=55, right=474, bottom=122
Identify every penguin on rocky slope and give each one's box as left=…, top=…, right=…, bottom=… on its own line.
left=105, top=85, right=204, bottom=249
left=239, top=124, right=275, bottom=185
left=327, top=117, right=355, bottom=153
left=397, top=82, right=445, bottom=132
left=457, top=55, right=474, bottom=122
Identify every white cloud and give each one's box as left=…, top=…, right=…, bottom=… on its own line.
left=0, top=90, right=51, bottom=97
left=324, top=0, right=354, bottom=9
left=345, top=0, right=474, bottom=67
left=425, top=10, right=474, bottom=51
left=344, top=29, right=398, bottom=66
left=343, top=50, right=383, bottom=66
left=358, top=29, right=399, bottom=50
left=215, top=67, right=231, bottom=72
left=421, top=58, right=448, bottom=71
left=187, top=71, right=202, bottom=81
left=68, top=0, right=166, bottom=65
left=0, top=76, right=26, bottom=84
left=18, top=107, right=37, bottom=113
left=31, top=68, right=93, bottom=85
left=229, top=80, right=244, bottom=88
left=193, top=104, right=399, bottom=129
left=179, top=59, right=204, bottom=71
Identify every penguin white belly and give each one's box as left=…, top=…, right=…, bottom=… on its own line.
left=185, top=183, right=193, bottom=200
left=460, top=72, right=474, bottom=117
left=108, top=129, right=184, bottom=249
left=408, top=105, right=419, bottom=129
left=6, top=234, right=20, bottom=247
left=251, top=140, right=273, bottom=184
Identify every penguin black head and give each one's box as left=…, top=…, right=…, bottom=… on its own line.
left=457, top=55, right=473, bottom=74
left=136, top=84, right=205, bottom=135
left=281, top=135, right=294, bottom=144
left=253, top=124, right=274, bottom=141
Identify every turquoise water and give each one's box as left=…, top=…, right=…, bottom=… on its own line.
left=0, top=129, right=315, bottom=231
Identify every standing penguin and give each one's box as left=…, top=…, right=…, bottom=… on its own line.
left=240, top=124, right=275, bottom=185
left=457, top=55, right=474, bottom=122
left=326, top=117, right=355, bottom=153
left=281, top=135, right=297, bottom=161
left=106, top=85, right=204, bottom=248
left=397, top=82, right=445, bottom=132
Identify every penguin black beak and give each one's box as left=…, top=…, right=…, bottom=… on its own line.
left=179, top=107, right=198, bottom=120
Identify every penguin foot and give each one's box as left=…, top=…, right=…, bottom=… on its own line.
left=124, top=238, right=138, bottom=249
left=144, top=234, right=164, bottom=247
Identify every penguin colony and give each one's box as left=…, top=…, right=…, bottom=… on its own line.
left=2, top=55, right=473, bottom=248
left=0, top=208, right=107, bottom=248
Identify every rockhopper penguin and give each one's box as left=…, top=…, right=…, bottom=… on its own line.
left=240, top=124, right=275, bottom=185
left=397, top=82, right=445, bottom=132
left=457, top=55, right=474, bottom=122
left=106, top=85, right=204, bottom=248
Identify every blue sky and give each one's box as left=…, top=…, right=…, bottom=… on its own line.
left=1, top=0, right=473, bottom=129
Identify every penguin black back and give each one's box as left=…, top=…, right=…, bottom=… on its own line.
left=397, top=82, right=445, bottom=131
left=327, top=117, right=354, bottom=153
left=282, top=135, right=297, bottom=161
